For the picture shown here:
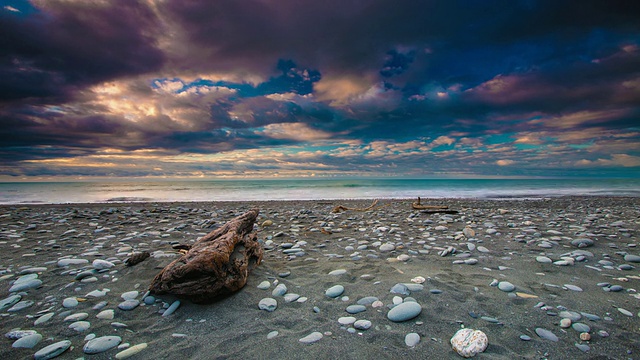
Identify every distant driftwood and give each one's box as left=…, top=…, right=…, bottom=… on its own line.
left=149, top=208, right=263, bottom=303
left=412, top=197, right=459, bottom=214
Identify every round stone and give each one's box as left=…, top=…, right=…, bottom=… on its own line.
left=609, top=285, right=624, bottom=292
left=387, top=302, right=422, bottom=322
left=379, top=243, right=395, bottom=252
left=536, top=256, right=553, bottom=264
left=498, top=281, right=515, bottom=292
left=62, top=297, right=78, bottom=308
left=623, top=254, right=640, bottom=263
left=450, top=328, right=488, bottom=358
left=271, top=283, right=287, bottom=297
left=34, top=340, right=72, bottom=360
left=257, top=281, right=271, bottom=290
left=69, top=321, right=91, bottom=332
left=560, top=318, right=572, bottom=328
left=353, top=320, right=372, bottom=330
left=258, top=298, right=277, bottom=312
left=143, top=296, right=155, bottom=305
left=356, top=296, right=379, bottom=305
left=96, top=309, right=115, bottom=320
left=325, top=285, right=345, bottom=298
left=405, top=333, right=420, bottom=347
left=83, top=335, right=122, bottom=354
left=120, top=291, right=139, bottom=300
left=338, top=316, right=356, bottom=325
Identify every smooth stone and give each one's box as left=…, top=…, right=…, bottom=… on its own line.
left=536, top=256, right=553, bottom=264
left=0, top=294, right=22, bottom=310
left=560, top=318, right=572, bottom=328
left=618, top=264, right=634, bottom=270
left=86, top=289, right=107, bottom=298
left=69, top=321, right=91, bottom=332
left=623, top=254, right=640, bottom=263
left=405, top=332, right=420, bottom=347
left=572, top=323, right=590, bottom=333
left=20, top=267, right=47, bottom=274
left=143, top=296, right=155, bottom=305
left=115, top=343, right=147, bottom=359
left=257, top=281, right=271, bottom=290
left=325, top=285, right=345, bottom=298
left=121, top=291, right=139, bottom=300
left=346, top=305, right=366, bottom=314
left=519, top=335, right=531, bottom=341
left=353, top=320, right=372, bottom=330
left=609, top=285, right=624, bottom=292
left=450, top=328, right=489, bottom=358
left=34, top=340, right=72, bottom=360
left=328, top=269, right=347, bottom=276
left=357, top=296, right=379, bottom=305
left=64, top=312, right=88, bottom=322
left=83, top=335, right=122, bottom=354
left=571, top=238, right=594, bottom=248
left=267, top=331, right=279, bottom=340
left=96, top=309, right=115, bottom=320
left=5, top=330, right=37, bottom=339
left=162, top=300, right=181, bottom=317
left=617, top=307, right=633, bottom=317
left=559, top=311, right=582, bottom=321
left=57, top=258, right=89, bottom=267
left=464, top=258, right=478, bottom=265
left=12, top=333, right=42, bottom=348
left=7, top=300, right=34, bottom=312
left=283, top=293, right=300, bottom=303
left=92, top=259, right=115, bottom=270
left=390, top=283, right=410, bottom=295
left=93, top=301, right=108, bottom=310
left=118, top=299, right=140, bottom=311
left=75, top=270, right=97, bottom=280
left=498, top=281, right=515, bottom=292
left=9, top=279, right=42, bottom=292
left=338, top=316, right=356, bottom=325
left=575, top=343, right=590, bottom=353
left=535, top=328, right=559, bottom=342
left=387, top=302, right=422, bottom=322
left=34, top=312, right=54, bottom=326
left=272, top=283, right=287, bottom=297
left=403, top=283, right=424, bottom=292
left=379, top=244, right=395, bottom=252
left=62, top=297, right=78, bottom=308
left=564, top=284, right=583, bottom=292
left=299, top=332, right=323, bottom=344
left=258, top=298, right=277, bottom=312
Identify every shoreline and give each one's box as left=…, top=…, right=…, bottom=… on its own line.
left=1, top=197, right=639, bottom=359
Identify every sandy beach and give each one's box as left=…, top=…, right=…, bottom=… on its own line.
left=1, top=197, right=639, bottom=359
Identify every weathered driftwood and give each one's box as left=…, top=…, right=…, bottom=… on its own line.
left=149, top=208, right=263, bottom=303
left=125, top=251, right=150, bottom=266
left=411, top=197, right=449, bottom=210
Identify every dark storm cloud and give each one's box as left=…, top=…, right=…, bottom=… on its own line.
left=0, top=0, right=164, bottom=103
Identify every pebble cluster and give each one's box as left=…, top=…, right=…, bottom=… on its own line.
left=0, top=197, right=639, bottom=359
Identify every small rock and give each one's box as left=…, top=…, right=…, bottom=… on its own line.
left=450, top=328, right=488, bottom=358
left=299, top=332, right=323, bottom=344
left=33, top=340, right=72, bottom=360
left=405, top=333, right=420, bottom=347
left=258, top=298, right=277, bottom=312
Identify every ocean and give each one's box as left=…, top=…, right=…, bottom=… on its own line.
left=0, top=178, right=638, bottom=205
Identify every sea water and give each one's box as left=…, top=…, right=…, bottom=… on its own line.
left=0, top=178, right=638, bottom=204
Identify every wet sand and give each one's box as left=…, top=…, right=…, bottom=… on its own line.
left=1, top=197, right=639, bottom=359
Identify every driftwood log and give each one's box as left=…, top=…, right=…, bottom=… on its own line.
left=149, top=208, right=263, bottom=303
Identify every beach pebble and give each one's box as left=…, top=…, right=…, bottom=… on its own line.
left=258, top=298, right=277, bottom=312
left=387, top=302, right=422, bottom=322
left=34, top=312, right=54, bottom=326
left=162, top=300, right=181, bottom=317
left=498, top=281, right=515, bottom=292
left=357, top=296, right=379, bottom=305
left=623, top=254, right=640, bottom=263
left=405, top=333, right=420, bottom=347
left=96, top=309, right=115, bottom=320
left=572, top=323, right=590, bottom=333
left=5, top=330, right=38, bottom=340
left=353, top=320, right=372, bottom=330
left=57, top=258, right=88, bottom=267
left=299, top=331, right=323, bottom=344
left=617, top=307, right=633, bottom=317
left=272, top=283, right=287, bottom=296
left=62, top=297, right=78, bottom=308
left=580, top=332, right=591, bottom=341
left=564, top=284, right=583, bottom=292
left=450, top=328, right=488, bottom=358
left=519, top=335, right=531, bottom=341
left=535, top=328, right=559, bottom=342
left=559, top=311, right=581, bottom=321
left=571, top=238, right=594, bottom=248
left=7, top=300, right=34, bottom=312
left=12, top=333, right=42, bottom=348
left=267, top=331, right=279, bottom=339
left=346, top=304, right=366, bottom=314
left=86, top=289, right=108, bottom=298
left=69, top=321, right=91, bottom=332
left=284, top=293, right=300, bottom=303
left=338, top=316, right=357, bottom=325
left=328, top=269, right=347, bottom=276
left=536, top=256, right=553, bottom=264
left=118, top=299, right=140, bottom=311
left=379, top=243, right=395, bottom=252
left=93, top=259, right=115, bottom=270
left=115, top=343, right=148, bottom=359
left=390, top=283, right=410, bottom=295
left=143, top=296, right=155, bottom=305
left=9, top=278, right=42, bottom=292
left=0, top=294, right=22, bottom=310
left=325, top=285, right=345, bottom=298
left=257, top=281, right=271, bottom=290
left=33, top=340, right=72, bottom=360
left=121, top=291, right=139, bottom=300
left=84, top=335, right=122, bottom=354
left=560, top=318, right=572, bottom=328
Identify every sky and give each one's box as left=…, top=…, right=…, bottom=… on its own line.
left=1, top=0, right=639, bottom=180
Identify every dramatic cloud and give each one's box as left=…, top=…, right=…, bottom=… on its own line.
left=1, top=0, right=639, bottom=179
